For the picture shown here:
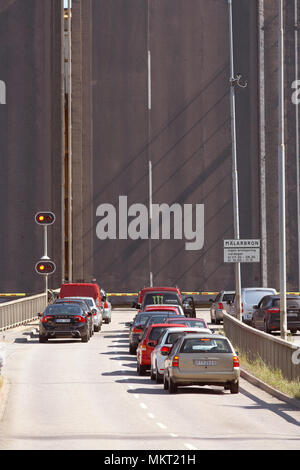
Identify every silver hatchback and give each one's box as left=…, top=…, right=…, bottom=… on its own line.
left=163, top=333, right=240, bottom=394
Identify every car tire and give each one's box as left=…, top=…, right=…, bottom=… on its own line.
left=156, top=370, right=163, bottom=384
left=230, top=381, right=239, bottom=394
left=264, top=321, right=271, bottom=334
left=39, top=335, right=48, bottom=343
left=168, top=376, right=177, bottom=394
left=163, top=373, right=168, bottom=390
left=150, top=367, right=156, bottom=380
left=129, top=344, right=136, bottom=355
left=137, top=362, right=147, bottom=376
left=81, top=331, right=90, bottom=343
left=290, top=328, right=297, bottom=335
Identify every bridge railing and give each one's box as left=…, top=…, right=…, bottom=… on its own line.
left=0, top=294, right=47, bottom=331
left=223, top=312, right=300, bottom=381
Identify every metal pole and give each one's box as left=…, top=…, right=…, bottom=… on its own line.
left=228, top=0, right=242, bottom=320
left=258, top=0, right=268, bottom=287
left=278, top=0, right=287, bottom=339
left=147, top=1, right=153, bottom=287
left=295, top=0, right=300, bottom=292
left=61, top=0, right=66, bottom=283
left=67, top=0, right=73, bottom=282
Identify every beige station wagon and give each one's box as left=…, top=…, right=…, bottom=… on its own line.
left=163, top=333, right=240, bottom=394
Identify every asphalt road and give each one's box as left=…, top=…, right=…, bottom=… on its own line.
left=0, top=309, right=299, bottom=450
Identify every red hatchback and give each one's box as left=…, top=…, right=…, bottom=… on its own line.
left=136, top=323, right=187, bottom=375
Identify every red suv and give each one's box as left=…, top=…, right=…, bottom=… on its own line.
left=136, top=323, right=187, bottom=375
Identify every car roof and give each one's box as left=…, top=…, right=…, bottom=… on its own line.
left=140, top=286, right=180, bottom=293
left=163, top=327, right=211, bottom=333
left=145, top=305, right=179, bottom=309
left=179, top=333, right=228, bottom=340
left=241, top=287, right=277, bottom=292
left=61, top=296, right=94, bottom=301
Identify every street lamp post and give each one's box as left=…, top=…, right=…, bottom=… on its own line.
left=228, top=0, right=246, bottom=321
left=278, top=0, right=287, bottom=340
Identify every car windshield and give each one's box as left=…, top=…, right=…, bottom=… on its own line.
left=45, top=304, right=83, bottom=315
left=244, top=290, right=275, bottom=305
left=273, top=298, right=300, bottom=308
left=143, top=292, right=180, bottom=306
left=180, top=337, right=232, bottom=353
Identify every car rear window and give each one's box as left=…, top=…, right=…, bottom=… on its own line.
left=222, top=294, right=235, bottom=302
left=185, top=320, right=206, bottom=328
left=46, top=304, right=83, bottom=315
left=149, top=326, right=167, bottom=341
left=143, top=293, right=180, bottom=306
left=273, top=298, right=300, bottom=308
left=244, top=290, right=275, bottom=305
left=180, top=337, right=232, bottom=353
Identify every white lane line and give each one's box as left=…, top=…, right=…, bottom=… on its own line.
left=140, top=402, right=148, bottom=409
left=170, top=433, right=178, bottom=438
left=147, top=413, right=155, bottom=419
left=134, top=394, right=140, bottom=399
left=184, top=443, right=198, bottom=450
left=156, top=422, right=167, bottom=430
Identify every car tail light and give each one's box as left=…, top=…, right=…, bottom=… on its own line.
left=172, top=355, right=179, bottom=367
left=133, top=327, right=142, bottom=333
left=218, top=302, right=224, bottom=309
left=104, top=301, right=109, bottom=309
left=241, top=303, right=243, bottom=313
left=160, top=346, right=171, bottom=354
left=74, top=315, right=86, bottom=323
left=42, top=315, right=53, bottom=323
left=266, top=308, right=280, bottom=314
left=233, top=355, right=239, bottom=368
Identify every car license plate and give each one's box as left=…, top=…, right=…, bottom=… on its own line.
left=194, top=360, right=217, bottom=366
left=56, top=319, right=70, bottom=323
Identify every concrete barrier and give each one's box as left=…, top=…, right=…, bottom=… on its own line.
left=0, top=294, right=47, bottom=331
left=223, top=312, right=300, bottom=382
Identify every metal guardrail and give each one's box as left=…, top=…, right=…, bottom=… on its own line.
left=0, top=293, right=47, bottom=331
left=223, top=312, right=300, bottom=382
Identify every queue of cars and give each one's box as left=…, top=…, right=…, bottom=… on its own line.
left=128, top=286, right=240, bottom=394
left=38, top=282, right=112, bottom=343
left=209, top=287, right=300, bottom=335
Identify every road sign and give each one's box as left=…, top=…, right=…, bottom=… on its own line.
left=224, top=239, right=260, bottom=263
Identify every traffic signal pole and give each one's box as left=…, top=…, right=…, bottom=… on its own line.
left=228, top=0, right=242, bottom=321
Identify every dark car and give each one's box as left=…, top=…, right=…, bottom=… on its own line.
left=39, top=303, right=92, bottom=343
left=55, top=299, right=94, bottom=337
left=128, top=311, right=182, bottom=354
left=252, top=295, right=300, bottom=334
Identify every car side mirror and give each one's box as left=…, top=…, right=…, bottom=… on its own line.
left=147, top=341, right=156, bottom=348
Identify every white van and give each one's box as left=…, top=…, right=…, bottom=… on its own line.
left=228, top=287, right=277, bottom=324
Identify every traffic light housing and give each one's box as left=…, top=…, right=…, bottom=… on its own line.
left=35, top=261, right=56, bottom=275
left=35, top=211, right=56, bottom=226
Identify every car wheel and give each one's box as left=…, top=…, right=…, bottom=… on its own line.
left=156, top=370, right=163, bottom=384
left=129, top=344, right=136, bottom=355
left=163, top=373, right=168, bottom=390
left=39, top=335, right=48, bottom=343
left=81, top=331, right=90, bottom=343
left=290, top=328, right=297, bottom=335
left=230, top=381, right=239, bottom=394
left=150, top=366, right=156, bottom=380
left=264, top=321, right=271, bottom=334
left=168, top=376, right=177, bottom=394
left=137, top=362, right=147, bottom=376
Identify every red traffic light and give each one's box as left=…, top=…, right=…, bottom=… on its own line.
left=35, top=261, right=56, bottom=275
left=35, top=211, right=55, bottom=225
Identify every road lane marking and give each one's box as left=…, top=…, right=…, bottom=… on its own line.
left=156, top=422, right=167, bottom=430
left=184, top=443, right=197, bottom=450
